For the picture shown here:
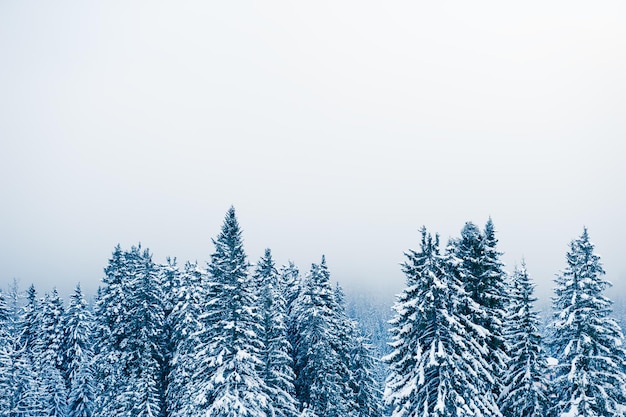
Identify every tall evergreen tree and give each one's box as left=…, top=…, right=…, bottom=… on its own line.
left=385, top=227, right=500, bottom=417
left=0, top=285, right=47, bottom=416
left=35, top=289, right=68, bottom=417
left=63, top=284, right=95, bottom=417
left=548, top=228, right=626, bottom=417
left=279, top=261, right=301, bottom=317
left=167, top=261, right=207, bottom=417
left=290, top=257, right=355, bottom=417
left=453, top=220, right=508, bottom=399
left=94, top=245, right=167, bottom=417
left=191, top=206, right=270, bottom=417
left=500, top=262, right=548, bottom=417
left=255, top=249, right=299, bottom=417
left=347, top=326, right=383, bottom=417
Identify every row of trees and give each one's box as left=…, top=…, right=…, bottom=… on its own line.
left=385, top=221, right=626, bottom=417
left=0, top=207, right=382, bottom=417
left=2, top=209, right=625, bottom=417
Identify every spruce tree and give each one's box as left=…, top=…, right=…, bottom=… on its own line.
left=500, top=262, right=548, bottom=417
left=347, top=327, right=383, bottom=417
left=453, top=220, right=508, bottom=401
left=167, top=261, right=207, bottom=417
left=548, top=228, right=626, bottom=416
left=279, top=261, right=301, bottom=317
left=63, top=284, right=95, bottom=417
left=255, top=249, right=299, bottom=417
left=290, top=257, right=355, bottom=417
left=191, top=206, right=270, bottom=417
left=39, top=289, right=68, bottom=417
left=385, top=227, right=500, bottom=417
left=94, top=245, right=167, bottom=417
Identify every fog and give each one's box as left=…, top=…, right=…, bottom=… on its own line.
left=1, top=1, right=625, bottom=306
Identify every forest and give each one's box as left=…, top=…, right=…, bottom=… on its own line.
left=1, top=207, right=625, bottom=417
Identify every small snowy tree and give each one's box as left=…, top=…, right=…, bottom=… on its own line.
left=548, top=228, right=626, bottom=417
left=255, top=249, right=299, bottom=417
left=290, top=257, right=356, bottom=417
left=94, top=245, right=167, bottom=417
left=63, top=284, right=95, bottom=417
left=167, top=261, right=207, bottom=417
left=347, top=327, right=383, bottom=417
left=500, top=262, right=548, bottom=417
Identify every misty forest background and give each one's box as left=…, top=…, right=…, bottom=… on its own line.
left=1, top=207, right=626, bottom=417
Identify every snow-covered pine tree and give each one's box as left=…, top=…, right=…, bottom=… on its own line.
left=255, top=249, right=299, bottom=417
left=0, top=284, right=47, bottom=416
left=94, top=245, right=167, bottom=417
left=167, top=261, right=207, bottom=417
left=192, top=206, right=270, bottom=417
left=153, top=257, right=178, bottom=417
left=290, top=257, right=355, bottom=417
left=333, top=284, right=383, bottom=417
left=63, top=284, right=95, bottom=417
left=385, top=227, right=500, bottom=417
left=548, top=228, right=626, bottom=417
left=279, top=261, right=301, bottom=317
left=39, top=289, right=68, bottom=417
left=0, top=340, right=45, bottom=416
left=18, top=285, right=41, bottom=361
left=347, top=325, right=383, bottom=417
left=0, top=289, right=11, bottom=414
left=453, top=220, right=508, bottom=399
left=499, top=262, right=548, bottom=417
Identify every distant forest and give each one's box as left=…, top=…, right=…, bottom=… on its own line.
left=1, top=207, right=625, bottom=417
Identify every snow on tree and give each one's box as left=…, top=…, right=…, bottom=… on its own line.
left=453, top=219, right=509, bottom=398
left=289, top=257, right=356, bottom=417
left=167, top=261, right=207, bottom=417
left=279, top=261, right=301, bottom=317
left=0, top=341, right=46, bottom=416
left=499, top=262, right=548, bottom=417
left=191, top=206, right=270, bottom=417
left=385, top=227, right=501, bottom=417
left=63, top=284, right=95, bottom=417
left=94, top=244, right=167, bottom=417
left=255, top=249, right=299, bottom=417
left=548, top=228, right=626, bottom=417
left=347, top=324, right=383, bottom=417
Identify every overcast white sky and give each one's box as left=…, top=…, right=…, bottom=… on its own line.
left=1, top=1, right=625, bottom=305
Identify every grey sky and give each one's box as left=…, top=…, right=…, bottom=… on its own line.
left=1, top=1, right=625, bottom=304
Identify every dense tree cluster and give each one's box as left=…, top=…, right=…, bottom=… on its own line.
left=1, top=209, right=625, bottom=417
left=385, top=222, right=626, bottom=417
left=0, top=207, right=381, bottom=417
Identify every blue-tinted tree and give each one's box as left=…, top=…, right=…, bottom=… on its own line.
left=500, top=262, right=548, bottom=417
left=548, top=228, right=626, bottom=416
left=191, top=207, right=270, bottom=417
left=63, top=284, right=95, bottom=417
left=255, top=249, right=299, bottom=417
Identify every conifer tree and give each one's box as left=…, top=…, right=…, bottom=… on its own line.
left=63, top=284, right=95, bottom=417
left=385, top=227, right=500, bottom=417
left=290, top=257, right=355, bottom=417
left=548, top=228, right=626, bottom=417
left=255, top=249, right=299, bottom=417
left=347, top=327, right=383, bottom=417
left=279, top=261, right=301, bottom=317
left=453, top=220, right=508, bottom=398
left=94, top=245, right=167, bottom=417
left=191, top=206, right=270, bottom=417
left=167, top=261, right=208, bottom=417
left=500, top=262, right=548, bottom=417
